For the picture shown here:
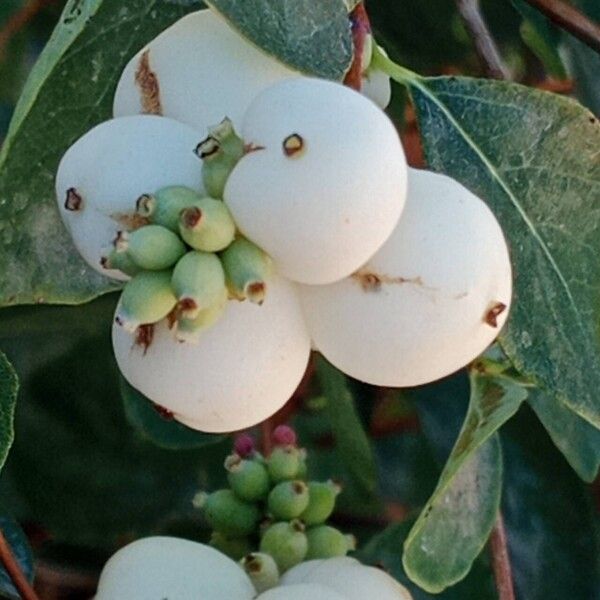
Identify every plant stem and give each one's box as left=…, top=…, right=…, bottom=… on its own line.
left=0, top=529, right=39, bottom=600
left=371, top=45, right=419, bottom=87
left=455, top=0, right=512, bottom=79
left=489, top=513, right=516, bottom=600
left=344, top=2, right=371, bottom=91
left=521, top=0, right=600, bottom=54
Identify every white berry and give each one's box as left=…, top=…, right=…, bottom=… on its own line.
left=95, top=537, right=255, bottom=600
left=55, top=115, right=203, bottom=280
left=257, top=583, right=346, bottom=600
left=112, top=275, right=310, bottom=433
left=299, top=168, right=512, bottom=386
left=225, top=78, right=407, bottom=285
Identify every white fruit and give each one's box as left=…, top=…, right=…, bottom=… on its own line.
left=56, top=115, right=203, bottom=281
left=113, top=9, right=297, bottom=131
left=95, top=537, right=256, bottom=600
left=257, top=583, right=346, bottom=600
left=112, top=275, right=310, bottom=433
left=361, top=69, right=392, bottom=109
left=225, top=78, right=407, bottom=285
left=281, top=557, right=413, bottom=600
left=300, top=168, right=512, bottom=387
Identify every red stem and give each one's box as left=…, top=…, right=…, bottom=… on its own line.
left=489, top=513, right=516, bottom=600
left=344, top=3, right=371, bottom=91
left=0, top=529, right=39, bottom=600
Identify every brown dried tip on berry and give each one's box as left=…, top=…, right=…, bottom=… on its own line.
left=178, top=297, right=199, bottom=316
left=153, top=403, right=175, bottom=420
left=484, top=302, right=507, bottom=328
left=195, top=136, right=221, bottom=160
left=136, top=193, right=156, bottom=218
left=135, top=323, right=155, bottom=355
left=113, top=230, right=129, bottom=252
left=246, top=281, right=267, bottom=305
left=234, top=433, right=256, bottom=458
left=64, top=187, right=83, bottom=211
left=272, top=425, right=297, bottom=447
left=282, top=133, right=304, bottom=158
left=181, top=206, right=203, bottom=229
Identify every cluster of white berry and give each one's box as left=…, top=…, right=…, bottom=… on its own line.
left=55, top=9, right=512, bottom=434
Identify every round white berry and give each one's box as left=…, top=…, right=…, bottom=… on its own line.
left=112, top=275, right=310, bottom=433
left=225, top=78, right=407, bottom=285
left=55, top=115, right=202, bottom=281
left=257, top=583, right=346, bottom=600
left=95, top=537, right=255, bottom=600
left=299, top=168, right=512, bottom=387
left=113, top=9, right=297, bottom=131
left=281, top=558, right=413, bottom=600
left=361, top=69, right=392, bottom=109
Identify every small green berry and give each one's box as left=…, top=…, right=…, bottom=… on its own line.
left=209, top=531, right=252, bottom=561
left=268, top=481, right=310, bottom=520
left=267, top=446, right=303, bottom=483
left=260, top=520, right=307, bottom=573
left=300, top=481, right=341, bottom=526
left=241, top=552, right=280, bottom=593
left=225, top=453, right=271, bottom=502
left=137, top=186, right=202, bottom=232
left=179, top=198, right=236, bottom=252
left=220, top=237, right=272, bottom=304
left=171, top=251, right=226, bottom=318
left=116, top=225, right=185, bottom=270
left=305, top=525, right=354, bottom=560
left=100, top=248, right=141, bottom=277
left=198, top=489, right=260, bottom=537
left=115, top=270, right=176, bottom=333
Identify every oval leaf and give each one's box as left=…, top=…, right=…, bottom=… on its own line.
left=0, top=0, right=203, bottom=307
left=204, top=0, right=353, bottom=79
left=0, top=352, right=17, bottom=471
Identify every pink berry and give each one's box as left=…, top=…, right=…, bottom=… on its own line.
left=234, top=434, right=256, bottom=458
left=272, top=425, right=297, bottom=447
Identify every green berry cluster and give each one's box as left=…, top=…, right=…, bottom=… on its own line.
left=107, top=119, right=272, bottom=341
left=195, top=426, right=355, bottom=584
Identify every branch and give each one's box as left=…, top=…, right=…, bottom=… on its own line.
left=456, top=0, right=512, bottom=79
left=489, top=513, right=516, bottom=600
left=522, top=0, right=600, bottom=54
left=0, top=529, right=39, bottom=600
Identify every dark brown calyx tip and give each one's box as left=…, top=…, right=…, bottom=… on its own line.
left=178, top=297, right=198, bottom=313
left=135, top=323, right=155, bottom=355
left=283, top=133, right=305, bottom=158
left=182, top=206, right=203, bottom=229
left=195, top=136, right=221, bottom=160
left=65, top=187, right=83, bottom=211
left=484, top=302, right=507, bottom=328
left=153, top=403, right=174, bottom=420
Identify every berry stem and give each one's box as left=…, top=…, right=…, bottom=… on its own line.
left=261, top=418, right=274, bottom=457
left=489, top=512, right=515, bottom=600
left=0, top=528, right=39, bottom=600
left=344, top=2, right=371, bottom=91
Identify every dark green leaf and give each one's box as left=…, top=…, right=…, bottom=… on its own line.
left=382, top=66, right=600, bottom=429
left=0, top=353, right=17, bottom=472
left=502, top=407, right=600, bottom=600
left=316, top=358, right=378, bottom=503
left=0, top=515, right=33, bottom=600
left=0, top=0, right=203, bottom=307
left=403, top=370, right=526, bottom=592
left=528, top=389, right=600, bottom=482
left=120, top=377, right=225, bottom=451
left=204, top=0, right=353, bottom=80
left=359, top=520, right=497, bottom=600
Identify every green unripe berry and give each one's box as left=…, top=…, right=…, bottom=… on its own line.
left=171, top=251, right=226, bottom=318
left=198, top=489, right=260, bottom=537
left=300, top=481, right=341, bottom=526
left=179, top=198, right=236, bottom=252
left=210, top=118, right=245, bottom=158
left=268, top=481, right=310, bottom=520
left=175, top=289, right=227, bottom=343
left=137, top=186, right=202, bottom=232
left=100, top=248, right=142, bottom=277
left=241, top=552, right=280, bottom=593
left=116, top=225, right=185, bottom=270
left=209, top=531, right=252, bottom=561
left=225, top=454, right=271, bottom=502
left=260, top=520, right=307, bottom=573
left=221, top=237, right=272, bottom=304
left=267, top=446, right=303, bottom=483
left=116, top=270, right=176, bottom=333
left=305, top=525, right=354, bottom=560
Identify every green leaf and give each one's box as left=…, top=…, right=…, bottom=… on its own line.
left=403, top=370, right=527, bottom=592
left=359, top=520, right=497, bottom=600
left=528, top=389, right=600, bottom=482
left=0, top=352, right=17, bottom=472
left=375, top=61, right=600, bottom=429
left=0, top=0, right=203, bottom=308
left=0, top=515, right=34, bottom=600
left=120, top=377, right=225, bottom=450
left=316, top=358, right=378, bottom=503
left=204, top=0, right=353, bottom=80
